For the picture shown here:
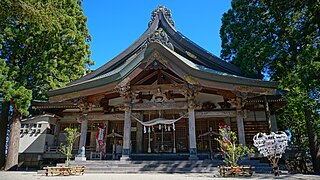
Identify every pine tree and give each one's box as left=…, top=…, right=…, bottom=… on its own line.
left=220, top=0, right=320, bottom=173
left=0, top=0, right=93, bottom=170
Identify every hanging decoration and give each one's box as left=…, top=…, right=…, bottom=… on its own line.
left=96, top=123, right=107, bottom=159
left=218, top=122, right=230, bottom=153
left=132, top=112, right=186, bottom=153
left=131, top=113, right=187, bottom=132
left=253, top=131, right=288, bottom=176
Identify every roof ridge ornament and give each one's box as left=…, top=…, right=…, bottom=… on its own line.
left=146, top=27, right=174, bottom=50
left=149, top=5, right=175, bottom=27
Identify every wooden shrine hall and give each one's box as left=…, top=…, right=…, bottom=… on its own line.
left=32, top=6, right=283, bottom=161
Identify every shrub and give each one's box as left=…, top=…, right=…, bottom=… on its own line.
left=215, top=126, right=254, bottom=166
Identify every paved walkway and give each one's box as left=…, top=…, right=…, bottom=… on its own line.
left=0, top=171, right=319, bottom=180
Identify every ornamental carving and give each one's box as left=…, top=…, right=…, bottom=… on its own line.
left=99, top=97, right=114, bottom=113
left=73, top=97, right=94, bottom=112
left=229, top=97, right=246, bottom=109
left=117, top=101, right=132, bottom=112
left=187, top=97, right=197, bottom=109
left=113, top=78, right=131, bottom=98
left=76, top=113, right=88, bottom=123
left=150, top=87, right=170, bottom=103
left=234, top=91, right=248, bottom=99
left=183, top=83, right=202, bottom=98
left=201, top=101, right=216, bottom=111
left=146, top=28, right=174, bottom=50
left=145, top=60, right=166, bottom=70
left=144, top=51, right=169, bottom=69
left=149, top=5, right=174, bottom=27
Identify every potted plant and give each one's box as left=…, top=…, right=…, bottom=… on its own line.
left=59, top=127, right=80, bottom=166
left=215, top=123, right=254, bottom=177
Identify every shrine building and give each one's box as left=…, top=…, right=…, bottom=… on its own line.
left=23, top=6, right=283, bottom=165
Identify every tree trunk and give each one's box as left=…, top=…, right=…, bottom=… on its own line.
left=305, top=109, right=320, bottom=174
left=4, top=108, right=21, bottom=171
left=0, top=101, right=9, bottom=168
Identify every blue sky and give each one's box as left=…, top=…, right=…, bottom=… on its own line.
left=82, top=1, right=232, bottom=70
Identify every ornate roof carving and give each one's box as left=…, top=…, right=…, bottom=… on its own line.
left=146, top=28, right=174, bottom=50
left=149, top=5, right=174, bottom=27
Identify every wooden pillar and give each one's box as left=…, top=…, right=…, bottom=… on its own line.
left=263, top=95, right=272, bottom=133
left=235, top=98, right=246, bottom=145
left=184, top=84, right=201, bottom=161
left=236, top=109, right=246, bottom=145
left=53, top=121, right=60, bottom=146
left=136, top=113, right=143, bottom=153
left=188, top=107, right=198, bottom=160
left=78, top=114, right=88, bottom=152
left=188, top=95, right=198, bottom=160
left=121, top=104, right=131, bottom=161
left=271, top=113, right=278, bottom=132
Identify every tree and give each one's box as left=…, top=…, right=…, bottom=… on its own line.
left=220, top=0, right=320, bottom=173
left=59, top=128, right=80, bottom=166
left=0, top=0, right=93, bottom=170
left=0, top=58, right=10, bottom=168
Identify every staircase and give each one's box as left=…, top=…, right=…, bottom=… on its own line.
left=48, top=158, right=273, bottom=174
left=238, top=159, right=273, bottom=173
left=38, top=153, right=274, bottom=174
left=57, top=160, right=221, bottom=174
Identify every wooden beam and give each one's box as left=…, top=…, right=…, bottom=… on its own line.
left=196, top=111, right=236, bottom=118
left=134, top=71, right=158, bottom=85
left=63, top=113, right=140, bottom=121
left=161, top=70, right=184, bottom=84
left=131, top=101, right=188, bottom=110
left=131, top=84, right=185, bottom=92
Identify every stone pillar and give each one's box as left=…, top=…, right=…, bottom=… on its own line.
left=78, top=114, right=88, bottom=153
left=271, top=113, right=278, bottom=132
left=188, top=107, right=198, bottom=160
left=236, top=109, right=246, bottom=145
left=121, top=104, right=131, bottom=161
left=136, top=113, right=143, bottom=153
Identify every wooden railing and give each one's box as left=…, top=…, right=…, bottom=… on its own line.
left=45, top=146, right=96, bottom=153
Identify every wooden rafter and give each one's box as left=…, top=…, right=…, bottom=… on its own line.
left=134, top=71, right=158, bottom=85
left=161, top=70, right=184, bottom=84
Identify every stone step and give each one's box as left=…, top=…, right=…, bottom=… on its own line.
left=47, top=159, right=273, bottom=174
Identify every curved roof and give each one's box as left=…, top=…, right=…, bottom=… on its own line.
left=69, top=6, right=243, bottom=86
left=47, top=42, right=277, bottom=101
left=47, top=6, right=278, bottom=102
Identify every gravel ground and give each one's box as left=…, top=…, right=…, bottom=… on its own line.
left=0, top=171, right=319, bottom=180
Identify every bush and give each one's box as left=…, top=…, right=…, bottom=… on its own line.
left=59, top=128, right=79, bottom=166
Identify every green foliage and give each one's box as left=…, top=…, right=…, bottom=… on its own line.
left=1, top=0, right=93, bottom=170
left=59, top=128, right=80, bottom=166
left=220, top=0, right=320, bottom=154
left=0, top=0, right=93, bottom=115
left=215, top=127, right=254, bottom=166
